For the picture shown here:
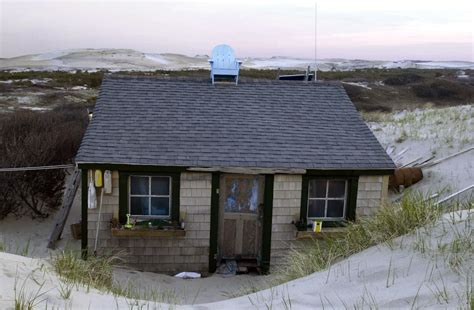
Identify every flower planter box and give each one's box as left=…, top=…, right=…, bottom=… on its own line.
left=111, top=228, right=186, bottom=237
left=296, top=228, right=347, bottom=240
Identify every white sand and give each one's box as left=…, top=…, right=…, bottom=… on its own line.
left=113, top=268, right=274, bottom=304
left=0, top=178, right=82, bottom=258
left=368, top=105, right=474, bottom=200
left=0, top=209, right=471, bottom=309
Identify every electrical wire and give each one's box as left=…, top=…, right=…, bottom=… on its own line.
left=0, top=164, right=75, bottom=172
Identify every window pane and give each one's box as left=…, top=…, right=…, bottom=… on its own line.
left=151, top=197, right=170, bottom=216
left=328, top=180, right=346, bottom=198
left=308, top=200, right=325, bottom=218
left=130, top=176, right=149, bottom=195
left=224, top=177, right=260, bottom=214
left=327, top=200, right=344, bottom=218
left=151, top=177, right=170, bottom=195
left=309, top=180, right=326, bottom=198
left=131, top=197, right=149, bottom=215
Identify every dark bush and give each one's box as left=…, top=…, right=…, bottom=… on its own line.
left=354, top=102, right=392, bottom=112
left=0, top=107, right=88, bottom=219
left=342, top=84, right=392, bottom=112
left=384, top=73, right=423, bottom=85
left=412, top=80, right=474, bottom=100
left=0, top=71, right=104, bottom=88
left=342, top=83, right=363, bottom=101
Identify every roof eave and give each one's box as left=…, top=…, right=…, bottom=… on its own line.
left=76, top=161, right=394, bottom=175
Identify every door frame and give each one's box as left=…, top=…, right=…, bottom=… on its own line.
left=208, top=172, right=274, bottom=273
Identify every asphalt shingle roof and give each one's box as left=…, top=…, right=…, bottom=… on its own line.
left=76, top=76, right=395, bottom=170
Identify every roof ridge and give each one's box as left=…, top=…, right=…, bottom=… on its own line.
left=104, top=74, right=343, bottom=86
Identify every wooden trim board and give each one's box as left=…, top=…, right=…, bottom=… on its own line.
left=111, top=228, right=185, bottom=237
left=296, top=229, right=347, bottom=240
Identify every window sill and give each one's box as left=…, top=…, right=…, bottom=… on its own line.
left=111, top=228, right=186, bottom=237
left=296, top=228, right=347, bottom=240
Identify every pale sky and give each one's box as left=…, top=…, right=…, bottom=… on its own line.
left=1, top=0, right=473, bottom=60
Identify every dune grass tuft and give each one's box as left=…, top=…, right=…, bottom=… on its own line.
left=14, top=271, right=49, bottom=310
left=51, top=250, right=117, bottom=292
left=277, top=193, right=445, bottom=282
left=51, top=250, right=178, bottom=305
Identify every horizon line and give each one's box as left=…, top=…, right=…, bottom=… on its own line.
left=2, top=47, right=473, bottom=63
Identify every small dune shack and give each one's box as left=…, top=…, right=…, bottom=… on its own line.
left=76, top=75, right=395, bottom=274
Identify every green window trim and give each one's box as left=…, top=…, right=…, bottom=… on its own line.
left=81, top=169, right=88, bottom=259
left=119, top=171, right=181, bottom=224
left=300, top=175, right=358, bottom=227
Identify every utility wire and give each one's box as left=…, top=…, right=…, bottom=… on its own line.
left=0, top=164, right=75, bottom=172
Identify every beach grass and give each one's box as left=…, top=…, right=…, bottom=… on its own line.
left=277, top=193, right=449, bottom=282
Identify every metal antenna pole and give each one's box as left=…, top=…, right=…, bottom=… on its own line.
left=314, top=1, right=318, bottom=82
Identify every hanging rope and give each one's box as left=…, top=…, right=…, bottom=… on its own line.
left=0, top=164, right=75, bottom=172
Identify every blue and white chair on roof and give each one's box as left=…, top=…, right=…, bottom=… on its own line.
left=209, top=44, right=242, bottom=85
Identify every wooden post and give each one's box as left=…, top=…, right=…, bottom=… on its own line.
left=260, top=174, right=274, bottom=274
left=47, top=169, right=81, bottom=249
left=81, top=169, right=88, bottom=259
left=208, top=172, right=220, bottom=273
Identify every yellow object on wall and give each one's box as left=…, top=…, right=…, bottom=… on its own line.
left=94, top=170, right=103, bottom=188
left=313, top=220, right=322, bottom=233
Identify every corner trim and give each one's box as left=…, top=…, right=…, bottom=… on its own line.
left=261, top=174, right=274, bottom=274
left=347, top=177, right=359, bottom=221
left=81, top=169, right=88, bottom=259
left=300, top=175, right=309, bottom=226
left=209, top=172, right=220, bottom=273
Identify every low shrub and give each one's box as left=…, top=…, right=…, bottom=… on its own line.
left=342, top=83, right=363, bottom=99
left=0, top=107, right=88, bottom=219
left=342, top=84, right=392, bottom=112
left=384, top=73, right=423, bottom=85
left=0, top=70, right=104, bottom=88
left=355, top=102, right=392, bottom=112
left=412, top=80, right=474, bottom=101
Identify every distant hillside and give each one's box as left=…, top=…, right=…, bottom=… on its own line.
left=1, top=48, right=473, bottom=72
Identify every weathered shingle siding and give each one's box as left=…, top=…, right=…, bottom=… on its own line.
left=87, top=171, right=211, bottom=273
left=270, top=175, right=303, bottom=266
left=77, top=76, right=395, bottom=170
left=357, top=175, right=389, bottom=217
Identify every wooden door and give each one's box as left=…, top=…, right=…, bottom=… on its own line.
left=219, top=174, right=264, bottom=259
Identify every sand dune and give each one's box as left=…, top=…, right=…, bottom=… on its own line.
left=1, top=48, right=473, bottom=71
left=0, top=209, right=471, bottom=308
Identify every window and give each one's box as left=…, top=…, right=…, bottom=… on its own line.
left=307, top=179, right=347, bottom=220
left=129, top=175, right=171, bottom=218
